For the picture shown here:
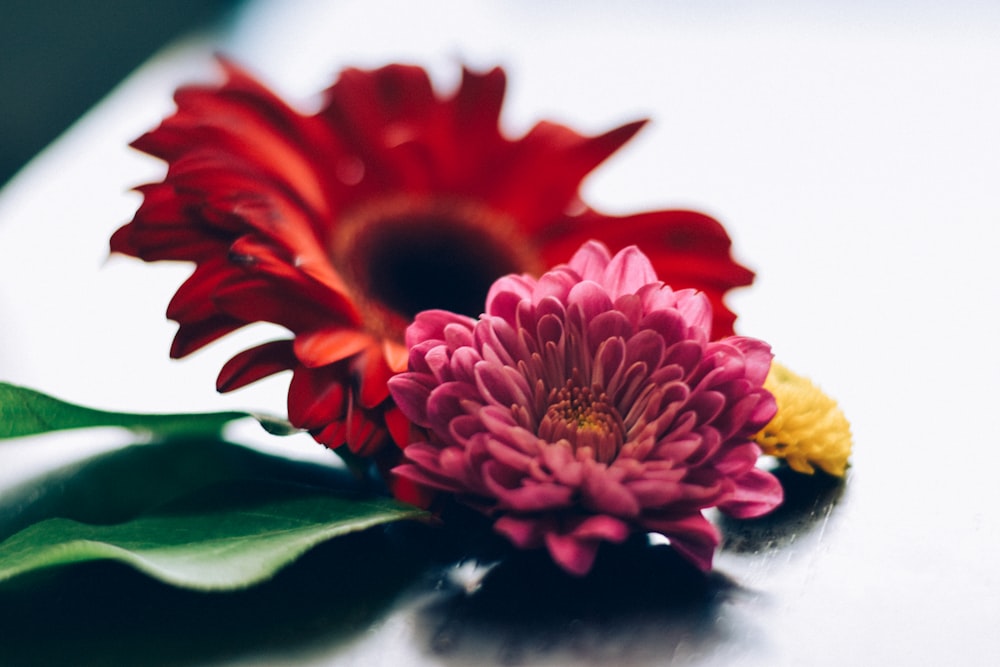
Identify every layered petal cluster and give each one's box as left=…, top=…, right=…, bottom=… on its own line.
left=111, top=60, right=753, bottom=456
left=389, top=242, right=781, bottom=575
left=753, top=362, right=852, bottom=476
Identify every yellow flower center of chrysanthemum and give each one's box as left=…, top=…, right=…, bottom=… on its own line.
left=753, top=362, right=853, bottom=476
left=539, top=379, right=625, bottom=464
left=330, top=195, right=543, bottom=343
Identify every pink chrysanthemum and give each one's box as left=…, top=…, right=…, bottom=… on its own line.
left=388, top=241, right=782, bottom=575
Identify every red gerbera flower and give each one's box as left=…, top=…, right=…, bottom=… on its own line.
left=110, top=60, right=754, bottom=458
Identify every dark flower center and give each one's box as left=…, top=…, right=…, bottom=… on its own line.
left=538, top=379, right=625, bottom=464
left=331, top=196, right=541, bottom=342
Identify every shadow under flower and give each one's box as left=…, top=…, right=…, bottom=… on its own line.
left=719, top=465, right=848, bottom=554
left=411, top=535, right=742, bottom=666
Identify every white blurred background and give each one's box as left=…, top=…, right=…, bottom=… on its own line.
left=1, top=2, right=999, bottom=664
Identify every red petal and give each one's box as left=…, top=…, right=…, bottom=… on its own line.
left=319, top=64, right=437, bottom=188
left=216, top=340, right=297, bottom=392
left=166, top=257, right=238, bottom=323
left=312, top=405, right=388, bottom=457
left=354, top=344, right=395, bottom=409
left=287, top=364, right=349, bottom=430
left=385, top=472, right=436, bottom=508
left=452, top=66, right=507, bottom=149
left=383, top=405, right=411, bottom=447
left=136, top=59, right=336, bottom=219
left=287, top=363, right=392, bottom=456
left=382, top=339, right=409, bottom=373
left=111, top=184, right=232, bottom=262
left=487, top=120, right=647, bottom=232
left=226, top=235, right=358, bottom=319
left=166, top=257, right=251, bottom=358
left=170, top=314, right=245, bottom=359
left=208, top=240, right=361, bottom=335
left=293, top=328, right=375, bottom=368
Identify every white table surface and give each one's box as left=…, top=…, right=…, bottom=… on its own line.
left=1, top=2, right=999, bottom=665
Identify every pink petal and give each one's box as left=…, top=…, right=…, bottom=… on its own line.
left=602, top=245, right=658, bottom=297
left=474, top=360, right=532, bottom=409
left=486, top=275, right=535, bottom=322
left=581, top=471, right=641, bottom=517
left=588, top=310, right=632, bottom=349
left=565, top=240, right=612, bottom=280
left=639, top=308, right=689, bottom=347
left=483, top=471, right=572, bottom=511
left=566, top=280, right=614, bottom=324
left=725, top=336, right=773, bottom=385
left=393, top=462, right=465, bottom=494
left=641, top=513, right=720, bottom=572
left=569, top=515, right=630, bottom=542
left=405, top=310, right=475, bottom=348
left=539, top=443, right=585, bottom=486
left=624, top=477, right=688, bottom=507
left=675, top=290, right=713, bottom=338
left=426, top=382, right=484, bottom=445
left=494, top=515, right=547, bottom=548
left=717, top=467, right=784, bottom=519
left=532, top=267, right=579, bottom=304
left=591, top=336, right=626, bottom=391
left=485, top=438, right=537, bottom=473
left=545, top=532, right=600, bottom=577
left=387, top=373, right=436, bottom=425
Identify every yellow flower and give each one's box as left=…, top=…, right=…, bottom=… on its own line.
left=753, top=362, right=852, bottom=476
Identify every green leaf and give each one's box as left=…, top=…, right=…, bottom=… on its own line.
left=0, top=381, right=296, bottom=440
left=0, top=479, right=426, bottom=590
left=0, top=438, right=354, bottom=539
left=0, top=436, right=428, bottom=592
